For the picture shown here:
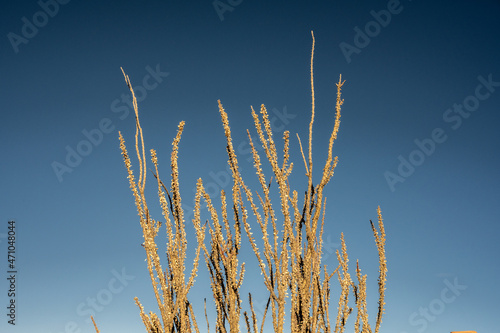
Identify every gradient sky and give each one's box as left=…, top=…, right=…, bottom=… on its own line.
left=1, top=0, right=499, bottom=332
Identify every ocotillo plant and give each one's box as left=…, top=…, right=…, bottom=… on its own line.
left=93, top=31, right=387, bottom=333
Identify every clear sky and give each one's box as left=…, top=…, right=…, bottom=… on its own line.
left=1, top=0, right=499, bottom=332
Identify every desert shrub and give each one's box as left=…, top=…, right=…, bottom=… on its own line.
left=92, top=32, right=387, bottom=333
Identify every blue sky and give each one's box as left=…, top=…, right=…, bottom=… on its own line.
left=1, top=0, right=499, bottom=332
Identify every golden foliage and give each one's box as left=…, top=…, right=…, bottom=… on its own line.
left=92, top=31, right=388, bottom=333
